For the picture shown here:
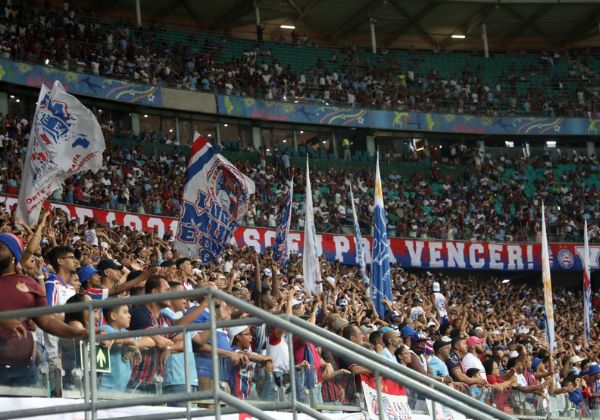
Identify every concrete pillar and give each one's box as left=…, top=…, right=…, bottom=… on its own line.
left=252, top=126, right=261, bottom=150
left=478, top=140, right=485, bottom=154
left=369, top=18, right=377, bottom=54
left=482, top=22, right=489, bottom=58
left=174, top=117, right=180, bottom=143
left=215, top=123, right=221, bottom=146
left=366, top=135, right=375, bottom=157
left=331, top=132, right=338, bottom=158
left=254, top=0, right=261, bottom=25
left=0, top=92, right=8, bottom=115
left=135, top=0, right=142, bottom=27
left=292, top=129, right=298, bottom=151
left=587, top=141, right=596, bottom=158
left=131, top=112, right=140, bottom=136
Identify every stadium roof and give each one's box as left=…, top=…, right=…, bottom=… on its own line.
left=91, top=0, right=600, bottom=50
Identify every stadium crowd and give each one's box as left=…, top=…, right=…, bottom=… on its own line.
left=1, top=122, right=598, bottom=243
left=0, top=2, right=596, bottom=116
left=0, top=202, right=599, bottom=415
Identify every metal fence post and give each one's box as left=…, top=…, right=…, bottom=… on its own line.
left=82, top=340, right=90, bottom=420
left=287, top=332, right=298, bottom=420
left=182, top=326, right=191, bottom=420
left=88, top=302, right=97, bottom=420
left=374, top=372, right=384, bottom=420
left=208, top=294, right=221, bottom=420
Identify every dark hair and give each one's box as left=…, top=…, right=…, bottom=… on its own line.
left=145, top=275, right=166, bottom=294
left=368, top=330, right=382, bottom=347
left=175, top=258, right=190, bottom=268
left=160, top=260, right=176, bottom=268
left=64, top=294, right=87, bottom=326
left=103, top=303, right=126, bottom=325
left=46, top=246, right=75, bottom=271
left=483, top=358, right=497, bottom=376
left=168, top=280, right=183, bottom=288
left=465, top=368, right=480, bottom=378
left=506, top=356, right=518, bottom=370
left=451, top=336, right=465, bottom=349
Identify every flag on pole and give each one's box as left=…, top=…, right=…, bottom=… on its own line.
left=540, top=203, right=556, bottom=352
left=349, top=184, right=369, bottom=290
left=371, top=152, right=392, bottom=316
left=175, top=132, right=255, bottom=263
left=303, top=158, right=321, bottom=293
left=583, top=220, right=592, bottom=347
left=17, top=81, right=105, bottom=224
left=273, top=178, right=293, bottom=266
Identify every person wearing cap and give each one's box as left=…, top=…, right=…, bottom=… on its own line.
left=445, top=337, right=487, bottom=387
left=432, top=281, right=448, bottom=324
left=228, top=326, right=273, bottom=399
left=0, top=233, right=88, bottom=386
left=586, top=364, right=600, bottom=413
left=429, top=339, right=454, bottom=385
left=97, top=259, right=125, bottom=288
left=462, top=336, right=487, bottom=382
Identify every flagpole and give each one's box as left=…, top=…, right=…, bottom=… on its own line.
left=583, top=220, right=592, bottom=348
left=349, top=183, right=369, bottom=292
left=540, top=202, right=555, bottom=353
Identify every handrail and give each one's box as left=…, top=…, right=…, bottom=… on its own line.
left=0, top=286, right=513, bottom=420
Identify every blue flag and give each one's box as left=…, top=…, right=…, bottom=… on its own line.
left=370, top=153, right=392, bottom=316
left=349, top=185, right=369, bottom=290
left=273, top=179, right=293, bottom=266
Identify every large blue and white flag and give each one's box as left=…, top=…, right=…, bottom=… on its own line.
left=583, top=220, right=592, bottom=347
left=541, top=203, right=556, bottom=352
left=175, top=132, right=255, bottom=263
left=273, top=178, right=293, bottom=266
left=303, top=159, right=321, bottom=293
left=371, top=153, right=392, bottom=316
left=17, top=81, right=105, bottom=223
left=349, top=184, right=369, bottom=290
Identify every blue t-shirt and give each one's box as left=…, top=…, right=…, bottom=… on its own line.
left=160, top=307, right=198, bottom=387
left=428, top=355, right=449, bottom=378
left=98, top=324, right=132, bottom=392
left=193, top=308, right=233, bottom=381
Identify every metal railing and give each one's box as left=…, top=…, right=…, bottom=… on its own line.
left=0, top=286, right=513, bottom=420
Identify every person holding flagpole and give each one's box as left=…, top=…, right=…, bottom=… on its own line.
left=583, top=220, right=592, bottom=348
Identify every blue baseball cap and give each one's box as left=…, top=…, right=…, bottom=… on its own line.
left=77, top=264, right=100, bottom=284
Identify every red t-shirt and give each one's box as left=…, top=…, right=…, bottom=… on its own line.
left=0, top=273, right=47, bottom=365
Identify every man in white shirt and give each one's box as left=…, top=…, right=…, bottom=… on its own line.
left=462, top=336, right=487, bottom=382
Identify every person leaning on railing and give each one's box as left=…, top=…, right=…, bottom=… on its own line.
left=0, top=232, right=89, bottom=387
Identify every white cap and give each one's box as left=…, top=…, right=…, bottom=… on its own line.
left=326, top=276, right=336, bottom=287
left=432, top=282, right=440, bottom=292
left=228, top=326, right=249, bottom=344
left=263, top=268, right=273, bottom=277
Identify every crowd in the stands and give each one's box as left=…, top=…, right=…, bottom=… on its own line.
left=0, top=203, right=599, bottom=415
left=0, top=2, right=597, bottom=116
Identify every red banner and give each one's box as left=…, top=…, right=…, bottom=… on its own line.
left=1, top=194, right=597, bottom=271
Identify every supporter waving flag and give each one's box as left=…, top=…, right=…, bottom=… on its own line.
left=272, top=178, right=293, bottom=266
left=371, top=152, right=392, bottom=317
left=175, top=132, right=255, bottom=263
left=303, top=158, right=321, bottom=293
left=349, top=185, right=369, bottom=290
left=583, top=220, right=592, bottom=347
left=17, top=81, right=105, bottom=224
left=541, top=203, right=556, bottom=352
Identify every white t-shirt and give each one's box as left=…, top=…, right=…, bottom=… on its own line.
left=462, top=352, right=487, bottom=381
left=266, top=332, right=290, bottom=373
left=434, top=292, right=447, bottom=318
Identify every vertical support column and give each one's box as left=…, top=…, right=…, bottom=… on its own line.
left=208, top=295, right=221, bottom=420
left=88, top=303, right=98, bottom=420
left=175, top=117, right=180, bottom=144
left=478, top=140, right=485, bottom=154
left=587, top=141, right=596, bottom=158
left=215, top=123, right=222, bottom=146
left=366, top=134, right=375, bottom=157
left=331, top=132, right=338, bottom=158
left=0, top=92, right=8, bottom=115
left=135, top=0, right=142, bottom=27
left=369, top=18, right=377, bottom=54
left=131, top=112, right=140, bottom=136
left=252, top=126, right=262, bottom=150
left=292, top=129, right=298, bottom=151
left=482, top=22, right=489, bottom=58
left=254, top=0, right=261, bottom=25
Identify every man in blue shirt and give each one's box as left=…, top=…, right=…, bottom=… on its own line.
left=428, top=338, right=453, bottom=385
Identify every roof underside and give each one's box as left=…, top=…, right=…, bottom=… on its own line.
left=85, top=0, right=600, bottom=50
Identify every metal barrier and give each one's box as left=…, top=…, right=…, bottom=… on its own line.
left=0, top=286, right=514, bottom=420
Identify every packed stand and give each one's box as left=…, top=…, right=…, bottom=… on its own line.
left=0, top=204, right=599, bottom=416
left=0, top=2, right=596, bottom=116
left=0, top=118, right=598, bottom=243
